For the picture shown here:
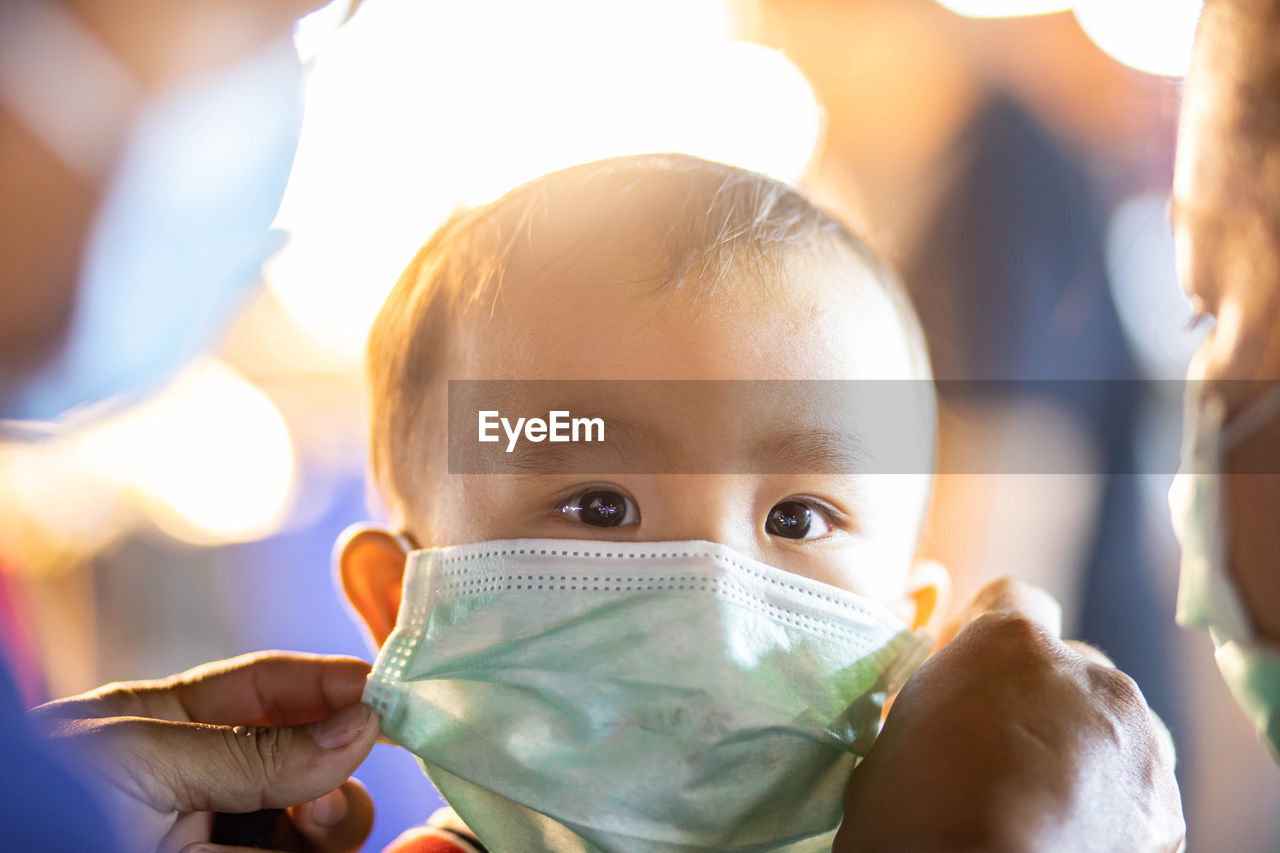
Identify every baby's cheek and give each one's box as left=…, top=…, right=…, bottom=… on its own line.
left=858, top=475, right=930, bottom=551
left=841, top=483, right=928, bottom=616
left=860, top=550, right=916, bottom=621
left=807, top=537, right=915, bottom=620
left=421, top=475, right=515, bottom=546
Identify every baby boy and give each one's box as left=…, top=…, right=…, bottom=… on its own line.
left=337, top=154, right=948, bottom=852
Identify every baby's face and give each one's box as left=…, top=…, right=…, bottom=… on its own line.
left=388, top=241, right=940, bottom=626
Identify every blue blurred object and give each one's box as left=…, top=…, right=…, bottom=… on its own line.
left=2, top=37, right=303, bottom=423
left=0, top=658, right=121, bottom=851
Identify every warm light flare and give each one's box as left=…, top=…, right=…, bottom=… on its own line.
left=73, top=360, right=296, bottom=546
left=1072, top=0, right=1203, bottom=78
left=269, top=0, right=822, bottom=362
left=934, top=0, right=1071, bottom=18
left=934, top=0, right=1203, bottom=78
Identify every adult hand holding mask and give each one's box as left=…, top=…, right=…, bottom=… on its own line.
left=29, top=652, right=379, bottom=853
left=835, top=578, right=1185, bottom=853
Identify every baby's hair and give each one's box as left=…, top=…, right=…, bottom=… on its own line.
left=367, top=153, right=928, bottom=522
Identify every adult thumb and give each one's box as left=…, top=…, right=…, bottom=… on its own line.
left=935, top=577, right=1062, bottom=648
left=92, top=703, right=379, bottom=816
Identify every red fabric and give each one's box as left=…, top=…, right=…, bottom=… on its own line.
left=0, top=561, right=44, bottom=706
left=381, top=826, right=482, bottom=853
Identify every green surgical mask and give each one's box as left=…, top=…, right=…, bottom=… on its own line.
left=365, top=538, right=930, bottom=852
left=1171, top=379, right=1280, bottom=761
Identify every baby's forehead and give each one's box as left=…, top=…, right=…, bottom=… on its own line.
left=432, top=240, right=934, bottom=504
left=449, top=236, right=921, bottom=381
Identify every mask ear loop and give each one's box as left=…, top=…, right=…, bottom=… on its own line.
left=1222, top=381, right=1280, bottom=452
left=393, top=530, right=420, bottom=554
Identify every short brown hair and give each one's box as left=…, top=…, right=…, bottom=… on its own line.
left=366, top=153, right=927, bottom=522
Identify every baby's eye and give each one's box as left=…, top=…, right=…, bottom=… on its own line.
left=765, top=500, right=834, bottom=540
left=559, top=487, right=640, bottom=528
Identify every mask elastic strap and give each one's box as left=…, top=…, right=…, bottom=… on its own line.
left=1222, top=381, right=1280, bottom=453
left=0, top=0, right=143, bottom=182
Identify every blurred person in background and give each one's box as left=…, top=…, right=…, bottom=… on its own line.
left=0, top=1, right=381, bottom=851
left=1172, top=0, right=1280, bottom=769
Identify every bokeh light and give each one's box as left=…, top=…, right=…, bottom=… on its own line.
left=0, top=437, right=129, bottom=575
left=0, top=360, right=296, bottom=572
left=72, top=360, right=296, bottom=546
left=1073, top=0, right=1203, bottom=78
left=933, top=0, right=1203, bottom=78
left=934, top=0, right=1070, bottom=17
left=293, top=0, right=357, bottom=65
left=1106, top=192, right=1205, bottom=380
left=269, top=0, right=823, bottom=363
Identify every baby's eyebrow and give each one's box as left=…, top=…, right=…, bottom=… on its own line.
left=749, top=428, right=865, bottom=475
left=503, top=412, right=678, bottom=474
left=505, top=438, right=620, bottom=473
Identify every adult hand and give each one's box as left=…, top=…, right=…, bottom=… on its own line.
left=835, top=579, right=1184, bottom=852
left=29, top=651, right=380, bottom=853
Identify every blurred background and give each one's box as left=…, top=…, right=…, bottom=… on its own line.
left=2, top=0, right=1275, bottom=849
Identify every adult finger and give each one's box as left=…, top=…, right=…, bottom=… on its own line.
left=38, top=652, right=371, bottom=727
left=285, top=778, right=375, bottom=853
left=1066, top=639, right=1115, bottom=667
left=78, top=703, right=378, bottom=816
left=194, top=779, right=374, bottom=853
left=163, top=653, right=372, bottom=727
left=936, top=577, right=1062, bottom=647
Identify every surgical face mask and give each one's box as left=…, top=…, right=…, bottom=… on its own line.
left=0, top=1, right=303, bottom=421
left=365, top=538, right=930, bottom=853
left=1171, top=378, right=1280, bottom=760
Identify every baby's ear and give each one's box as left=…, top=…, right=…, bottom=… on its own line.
left=335, top=524, right=409, bottom=649
left=906, top=558, right=950, bottom=634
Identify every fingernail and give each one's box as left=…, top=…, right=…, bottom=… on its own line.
left=307, top=787, right=349, bottom=827
left=312, top=703, right=372, bottom=750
